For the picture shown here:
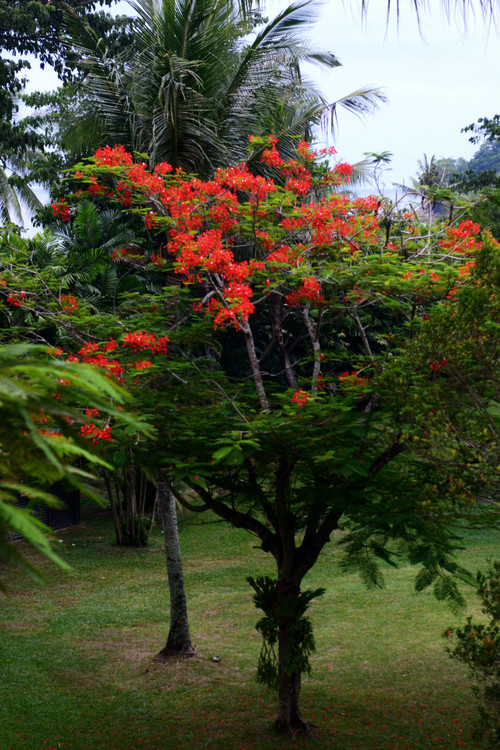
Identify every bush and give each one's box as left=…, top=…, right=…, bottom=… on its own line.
left=444, top=561, right=500, bottom=747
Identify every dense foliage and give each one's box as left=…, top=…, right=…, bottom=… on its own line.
left=0, top=337, right=137, bottom=584
left=2, top=137, right=499, bottom=731
left=445, top=561, right=500, bottom=747
left=0, top=0, right=130, bottom=154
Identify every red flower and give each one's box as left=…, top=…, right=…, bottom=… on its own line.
left=60, top=294, right=78, bottom=313
left=144, top=211, right=157, bottom=230
left=338, top=370, right=370, bottom=390
left=430, top=358, right=448, bottom=373
left=80, top=423, right=113, bottom=442
left=334, top=162, right=353, bottom=181
left=291, top=390, right=310, bottom=407
left=94, top=144, right=133, bottom=167
left=51, top=199, right=71, bottom=222
left=154, top=161, right=173, bottom=175
left=286, top=278, right=324, bottom=307
left=133, top=359, right=153, bottom=370
left=122, top=331, right=169, bottom=353
left=260, top=146, right=284, bottom=168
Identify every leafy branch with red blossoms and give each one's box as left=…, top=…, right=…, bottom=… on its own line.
left=60, top=136, right=481, bottom=414
left=3, top=137, right=500, bottom=733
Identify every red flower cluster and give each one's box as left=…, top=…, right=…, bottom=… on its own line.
left=154, top=161, right=173, bottom=175
left=286, top=278, right=324, bottom=307
left=128, top=163, right=165, bottom=195
left=6, top=290, right=27, bottom=306
left=260, top=139, right=284, bottom=168
left=430, top=358, right=448, bottom=373
left=209, top=192, right=240, bottom=232
left=67, top=138, right=469, bottom=350
left=87, top=176, right=106, bottom=198
left=80, top=423, right=113, bottom=442
left=78, top=341, right=124, bottom=381
left=291, top=389, right=310, bottom=406
left=439, top=220, right=481, bottom=255
left=122, top=331, right=169, bottom=353
left=144, top=211, right=157, bottom=230
left=344, top=284, right=366, bottom=305
left=60, top=294, right=78, bottom=313
left=115, top=180, right=132, bottom=206
left=266, top=245, right=303, bottom=270
left=297, top=139, right=315, bottom=162
left=284, top=177, right=312, bottom=197
left=51, top=199, right=71, bottom=222
left=47, top=347, right=63, bottom=357
left=213, top=283, right=254, bottom=330
left=214, top=164, right=277, bottom=202
left=334, top=163, right=353, bottom=181
left=94, top=144, right=133, bottom=167
left=133, top=359, right=153, bottom=370
left=338, top=370, right=370, bottom=391
left=321, top=146, right=337, bottom=156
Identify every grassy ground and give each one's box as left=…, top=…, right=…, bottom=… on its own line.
left=0, top=511, right=498, bottom=750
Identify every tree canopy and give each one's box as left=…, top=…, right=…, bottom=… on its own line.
left=2, top=139, right=498, bottom=731
left=0, top=0, right=134, bottom=166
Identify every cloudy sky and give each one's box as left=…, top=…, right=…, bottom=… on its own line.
left=299, top=0, right=500, bottom=188
left=24, top=0, right=500, bottom=189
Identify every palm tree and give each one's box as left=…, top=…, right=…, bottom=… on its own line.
left=60, top=0, right=383, bottom=174
left=0, top=150, right=43, bottom=228
left=416, top=154, right=450, bottom=189
left=32, top=201, right=161, bottom=310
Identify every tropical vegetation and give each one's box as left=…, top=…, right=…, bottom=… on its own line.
left=1, top=137, right=499, bottom=733
left=0, top=0, right=499, bottom=744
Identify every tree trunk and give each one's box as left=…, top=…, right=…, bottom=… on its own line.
left=269, top=292, right=298, bottom=390
left=272, top=568, right=315, bottom=735
left=156, top=479, right=196, bottom=659
left=275, top=624, right=311, bottom=734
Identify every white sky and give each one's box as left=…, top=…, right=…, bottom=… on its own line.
left=23, top=0, right=500, bottom=189
left=302, top=0, right=500, bottom=187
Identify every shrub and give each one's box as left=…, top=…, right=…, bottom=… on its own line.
left=445, top=561, right=500, bottom=747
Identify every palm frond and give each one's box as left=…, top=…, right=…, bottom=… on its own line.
left=61, top=0, right=387, bottom=176
left=61, top=4, right=140, bottom=150
left=0, top=168, right=23, bottom=225
left=321, top=86, right=387, bottom=137
left=360, top=0, right=500, bottom=26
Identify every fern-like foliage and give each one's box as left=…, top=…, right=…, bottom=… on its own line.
left=247, top=575, right=325, bottom=689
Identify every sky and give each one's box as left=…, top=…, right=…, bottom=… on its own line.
left=299, top=0, right=500, bottom=189
left=22, top=0, right=500, bottom=191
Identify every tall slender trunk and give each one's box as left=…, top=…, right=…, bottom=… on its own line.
left=156, top=479, right=196, bottom=659
left=269, top=292, right=298, bottom=390
left=271, top=472, right=315, bottom=736
left=104, top=471, right=122, bottom=546
left=302, top=306, right=322, bottom=394
left=241, top=320, right=269, bottom=411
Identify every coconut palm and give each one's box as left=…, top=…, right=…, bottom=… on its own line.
left=0, top=150, right=43, bottom=227
left=60, top=0, right=384, bottom=175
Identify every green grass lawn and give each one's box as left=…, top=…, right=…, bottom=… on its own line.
left=0, top=512, right=498, bottom=750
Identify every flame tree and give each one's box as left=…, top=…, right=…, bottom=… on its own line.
left=4, top=138, right=500, bottom=734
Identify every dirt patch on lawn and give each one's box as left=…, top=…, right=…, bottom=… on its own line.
left=73, top=625, right=248, bottom=697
